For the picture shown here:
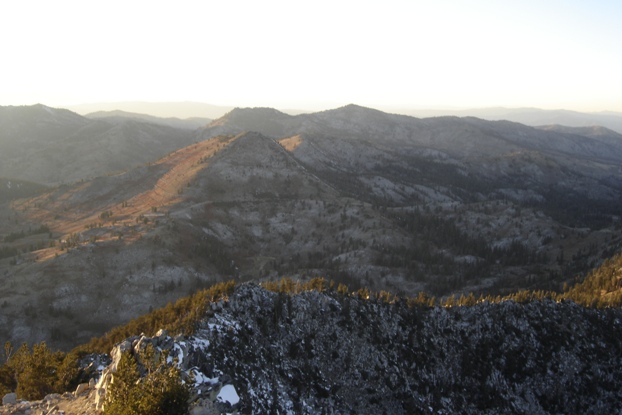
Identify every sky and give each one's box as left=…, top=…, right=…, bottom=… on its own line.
left=1, top=0, right=621, bottom=113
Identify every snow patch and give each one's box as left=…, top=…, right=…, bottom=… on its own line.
left=217, top=384, right=240, bottom=405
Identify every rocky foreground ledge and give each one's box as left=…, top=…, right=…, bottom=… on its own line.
left=3, top=283, right=622, bottom=414
left=1, top=384, right=97, bottom=415
left=1, top=326, right=239, bottom=415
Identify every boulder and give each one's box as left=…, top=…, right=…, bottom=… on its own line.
left=109, top=339, right=134, bottom=372
left=43, top=393, right=61, bottom=402
left=2, top=392, right=17, bottom=405
left=74, top=382, right=89, bottom=397
left=155, top=328, right=168, bottom=338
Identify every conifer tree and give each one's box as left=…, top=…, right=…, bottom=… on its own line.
left=104, top=347, right=189, bottom=415
left=104, top=351, right=141, bottom=415
left=13, top=342, right=61, bottom=400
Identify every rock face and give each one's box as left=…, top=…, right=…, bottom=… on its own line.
left=94, top=328, right=241, bottom=414
left=91, top=283, right=622, bottom=414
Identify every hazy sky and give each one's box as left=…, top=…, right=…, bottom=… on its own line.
left=1, top=0, right=621, bottom=112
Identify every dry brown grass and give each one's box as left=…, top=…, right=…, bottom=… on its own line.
left=10, top=136, right=237, bottom=263
left=278, top=134, right=303, bottom=152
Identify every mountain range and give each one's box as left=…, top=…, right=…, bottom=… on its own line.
left=84, top=109, right=211, bottom=130
left=405, top=107, right=622, bottom=134
left=65, top=101, right=622, bottom=133
left=1, top=103, right=622, bottom=350
left=66, top=101, right=233, bottom=120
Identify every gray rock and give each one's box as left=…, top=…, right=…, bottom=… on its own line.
left=43, top=393, right=61, bottom=402
left=74, top=382, right=89, bottom=396
left=190, top=399, right=218, bottom=415
left=46, top=404, right=60, bottom=414
left=2, top=392, right=16, bottom=405
left=155, top=328, right=168, bottom=338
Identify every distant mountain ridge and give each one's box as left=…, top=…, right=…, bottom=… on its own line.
left=405, top=106, right=622, bottom=133
left=66, top=101, right=234, bottom=120
left=537, top=124, right=622, bottom=147
left=203, top=104, right=622, bottom=166
left=85, top=109, right=211, bottom=130
left=0, top=104, right=198, bottom=185
left=64, top=101, right=622, bottom=133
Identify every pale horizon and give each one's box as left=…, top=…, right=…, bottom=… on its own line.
left=62, top=100, right=622, bottom=118
left=1, top=0, right=621, bottom=113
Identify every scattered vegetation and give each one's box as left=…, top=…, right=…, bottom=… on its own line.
left=81, top=280, right=235, bottom=355
left=99, top=210, right=113, bottom=220
left=103, top=345, right=189, bottom=415
left=260, top=251, right=622, bottom=309
left=0, top=341, right=83, bottom=400
left=563, top=253, right=622, bottom=307
left=0, top=280, right=234, bottom=400
left=0, top=246, right=18, bottom=261
left=3, top=225, right=50, bottom=243
left=0, top=178, right=47, bottom=203
left=376, top=209, right=550, bottom=294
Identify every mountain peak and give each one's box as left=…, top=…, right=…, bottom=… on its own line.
left=216, top=107, right=290, bottom=122
left=328, top=103, right=381, bottom=114
left=341, top=103, right=371, bottom=110
left=0, top=103, right=87, bottom=128
left=313, top=104, right=397, bottom=123
left=205, top=107, right=294, bottom=137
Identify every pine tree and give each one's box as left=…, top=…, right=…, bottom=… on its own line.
left=104, top=351, right=141, bottom=415
left=14, top=342, right=61, bottom=400
left=104, top=348, right=189, bottom=415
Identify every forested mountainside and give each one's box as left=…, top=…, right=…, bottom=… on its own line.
left=1, top=104, right=622, bottom=351
left=0, top=179, right=46, bottom=204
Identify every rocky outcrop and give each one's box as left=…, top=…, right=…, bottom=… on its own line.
left=94, top=328, right=240, bottom=414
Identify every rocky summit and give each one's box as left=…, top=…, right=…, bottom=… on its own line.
left=8, top=283, right=618, bottom=415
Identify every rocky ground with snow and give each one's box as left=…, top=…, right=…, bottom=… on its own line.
left=6, top=283, right=620, bottom=414
left=192, top=284, right=622, bottom=414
